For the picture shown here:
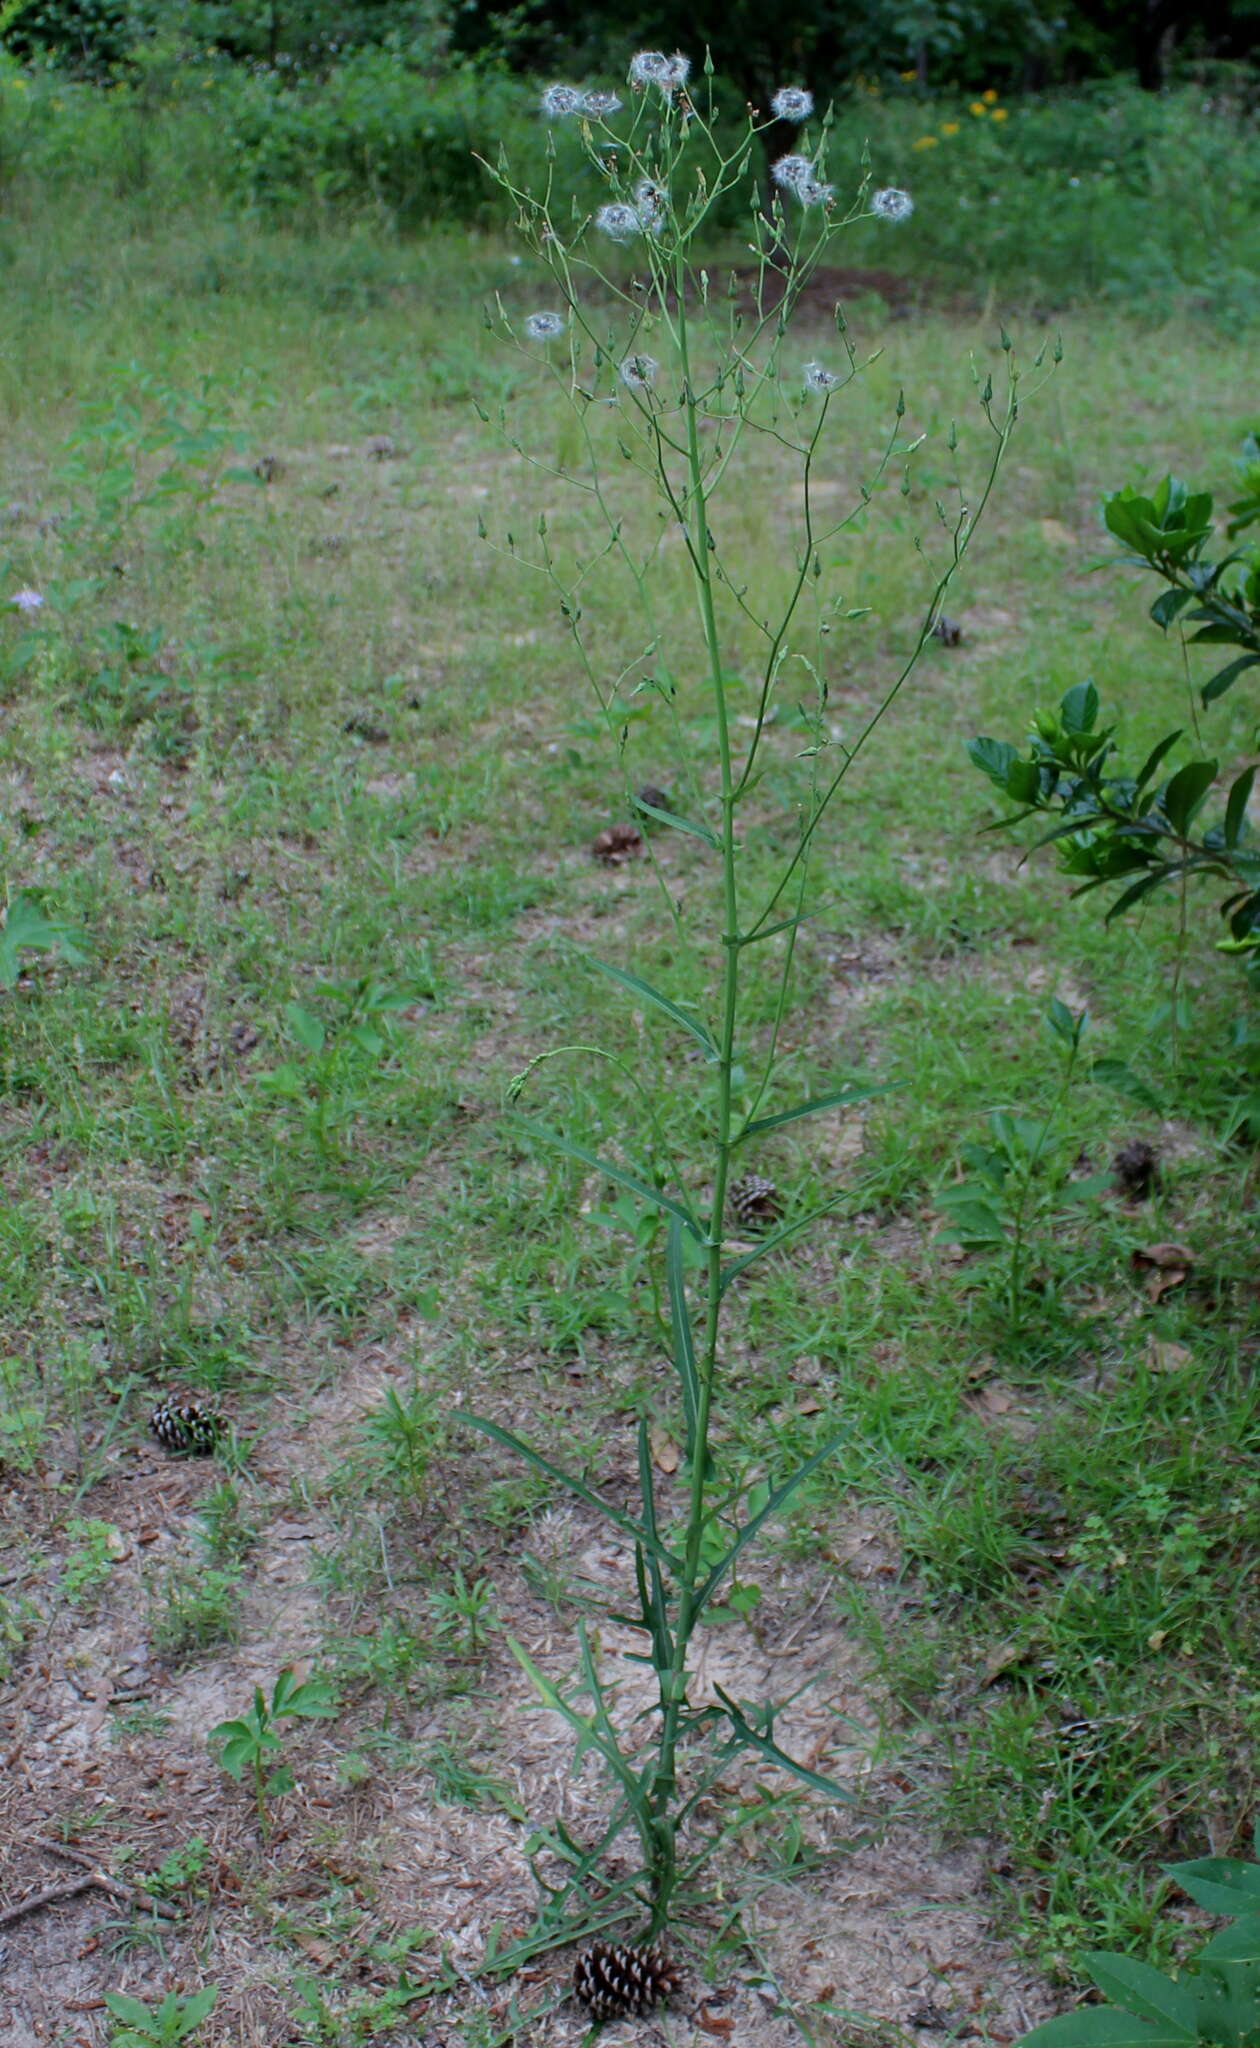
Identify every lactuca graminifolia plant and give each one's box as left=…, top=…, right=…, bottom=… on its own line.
left=1018, top=1823, right=1260, bottom=2048
left=462, top=50, right=1032, bottom=1954
left=209, top=1665, right=335, bottom=1835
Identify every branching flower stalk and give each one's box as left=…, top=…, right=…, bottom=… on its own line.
left=463, top=54, right=1038, bottom=1951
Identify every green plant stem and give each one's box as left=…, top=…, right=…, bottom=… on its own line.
left=645, top=259, right=742, bottom=1933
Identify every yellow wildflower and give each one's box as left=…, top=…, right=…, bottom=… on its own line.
left=912, top=134, right=939, bottom=149
left=900, top=68, right=917, bottom=80
left=982, top=88, right=999, bottom=102
left=941, top=120, right=960, bottom=135
left=969, top=101, right=987, bottom=115
left=990, top=106, right=1008, bottom=120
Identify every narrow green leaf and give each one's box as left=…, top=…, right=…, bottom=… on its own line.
left=456, top=1410, right=679, bottom=1567
left=580, top=953, right=717, bottom=1060
left=628, top=794, right=720, bottom=847
left=1134, top=730, right=1184, bottom=796
left=510, top=1116, right=702, bottom=1236
left=697, top=1428, right=851, bottom=1609
left=1201, top=653, right=1260, bottom=705
left=1090, top=1059, right=1163, bottom=1114
left=666, top=1218, right=701, bottom=1459
left=711, top=1685, right=854, bottom=1799
left=738, top=1079, right=894, bottom=1142
left=1224, top=766, right=1256, bottom=851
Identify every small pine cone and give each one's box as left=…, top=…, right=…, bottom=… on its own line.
left=573, top=1942, right=681, bottom=2020
left=591, top=823, right=643, bottom=866
left=728, top=1173, right=783, bottom=1230
left=149, top=1399, right=223, bottom=1456
left=1112, top=1139, right=1160, bottom=1200
left=635, top=783, right=671, bottom=814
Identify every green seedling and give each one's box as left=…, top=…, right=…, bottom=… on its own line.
left=104, top=1986, right=217, bottom=2048
left=209, top=1666, right=336, bottom=1834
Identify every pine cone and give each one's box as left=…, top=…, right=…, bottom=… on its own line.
left=573, top=1942, right=681, bottom=2020
left=728, top=1173, right=782, bottom=1230
left=1112, top=1139, right=1160, bottom=1200
left=591, top=823, right=643, bottom=865
left=149, top=1399, right=223, bottom=1456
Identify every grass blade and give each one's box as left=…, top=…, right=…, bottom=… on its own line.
left=457, top=1412, right=678, bottom=1567
left=510, top=1115, right=703, bottom=1236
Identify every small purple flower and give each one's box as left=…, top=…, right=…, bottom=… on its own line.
left=8, top=589, right=44, bottom=613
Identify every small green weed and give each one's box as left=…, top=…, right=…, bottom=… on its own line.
left=210, top=1667, right=337, bottom=1834
left=60, top=1517, right=125, bottom=1604
left=104, top=1986, right=217, bottom=2048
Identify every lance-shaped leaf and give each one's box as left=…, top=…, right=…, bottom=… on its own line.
left=711, top=1685, right=855, bottom=1800
left=510, top=1115, right=703, bottom=1236
left=1017, top=2011, right=1197, bottom=2048
left=457, top=1411, right=681, bottom=1569
left=737, top=1078, right=894, bottom=1143
left=629, top=793, right=720, bottom=848
left=1169, top=1852, right=1260, bottom=1916
left=580, top=953, right=718, bottom=1060
left=696, top=1428, right=851, bottom=1609
left=1081, top=1956, right=1198, bottom=2035
left=666, top=1218, right=702, bottom=1457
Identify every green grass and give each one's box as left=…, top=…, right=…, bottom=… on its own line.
left=0, top=178, right=1257, bottom=2042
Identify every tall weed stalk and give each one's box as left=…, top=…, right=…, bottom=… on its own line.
left=462, top=53, right=1033, bottom=1954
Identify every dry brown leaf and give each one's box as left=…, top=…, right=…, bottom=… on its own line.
left=1145, top=1338, right=1193, bottom=1374
left=649, top=1423, right=680, bottom=1474
left=1132, top=1242, right=1194, bottom=1302
left=797, top=1395, right=823, bottom=1417
left=696, top=2009, right=736, bottom=2036
left=982, top=1639, right=1031, bottom=1686
left=591, top=822, right=643, bottom=865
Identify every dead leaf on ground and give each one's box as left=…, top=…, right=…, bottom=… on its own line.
left=649, top=1423, right=680, bottom=1474
left=1145, top=1337, right=1193, bottom=1374
left=964, top=1381, right=1015, bottom=1420
left=1131, top=1242, right=1194, bottom=1302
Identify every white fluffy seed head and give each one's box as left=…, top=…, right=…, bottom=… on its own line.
left=871, top=186, right=914, bottom=221
left=803, top=361, right=839, bottom=391
left=595, top=202, right=642, bottom=242
left=541, top=82, right=584, bottom=118
left=524, top=311, right=567, bottom=340
left=771, top=86, right=814, bottom=122
left=629, top=50, right=690, bottom=94
left=619, top=353, right=659, bottom=391
left=581, top=89, right=622, bottom=117
left=772, top=153, right=814, bottom=192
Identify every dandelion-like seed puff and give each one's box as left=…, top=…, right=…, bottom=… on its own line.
left=772, top=153, right=813, bottom=192
left=633, top=178, right=668, bottom=233
left=619, top=354, right=659, bottom=391
left=541, top=83, right=585, bottom=118
left=803, top=361, right=839, bottom=391
left=524, top=311, right=568, bottom=340
left=871, top=187, right=914, bottom=221
left=629, top=50, right=690, bottom=95
left=595, top=202, right=642, bottom=242
left=771, top=87, right=814, bottom=122
left=581, top=90, right=623, bottom=117
left=8, top=589, right=43, bottom=613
